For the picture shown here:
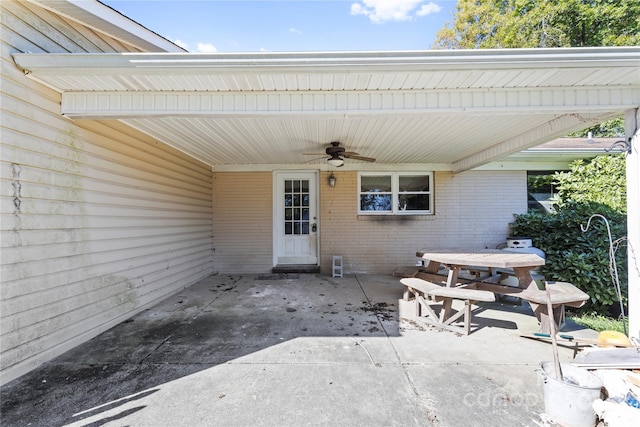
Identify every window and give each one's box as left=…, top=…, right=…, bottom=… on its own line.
left=527, top=171, right=563, bottom=213
left=359, top=172, right=432, bottom=214
left=284, top=179, right=310, bottom=234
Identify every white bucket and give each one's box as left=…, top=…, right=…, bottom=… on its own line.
left=540, top=362, right=603, bottom=427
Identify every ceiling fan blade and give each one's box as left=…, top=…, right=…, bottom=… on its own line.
left=303, top=156, right=327, bottom=163
left=344, top=152, right=376, bottom=162
left=303, top=152, right=327, bottom=156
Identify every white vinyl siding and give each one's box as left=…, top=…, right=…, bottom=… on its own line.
left=0, top=0, right=145, bottom=54
left=0, top=0, right=212, bottom=385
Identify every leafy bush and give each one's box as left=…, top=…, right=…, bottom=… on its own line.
left=554, top=156, right=627, bottom=212
left=511, top=155, right=627, bottom=314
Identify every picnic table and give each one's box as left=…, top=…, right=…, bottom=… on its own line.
left=416, top=248, right=545, bottom=289
left=404, top=248, right=589, bottom=334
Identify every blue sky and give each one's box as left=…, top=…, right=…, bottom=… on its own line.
left=102, top=0, right=459, bottom=52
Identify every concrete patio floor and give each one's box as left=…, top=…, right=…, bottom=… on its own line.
left=0, top=273, right=597, bottom=426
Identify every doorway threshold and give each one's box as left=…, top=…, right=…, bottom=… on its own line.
left=272, top=265, right=320, bottom=274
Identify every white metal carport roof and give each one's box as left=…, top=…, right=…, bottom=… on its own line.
left=11, top=47, right=640, bottom=172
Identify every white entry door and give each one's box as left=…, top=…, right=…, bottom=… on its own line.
left=274, top=171, right=318, bottom=266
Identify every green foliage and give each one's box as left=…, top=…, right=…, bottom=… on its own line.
left=568, top=117, right=626, bottom=138
left=434, top=0, right=640, bottom=49
left=555, top=156, right=627, bottom=212
left=512, top=203, right=627, bottom=313
left=570, top=313, right=628, bottom=333
left=511, top=155, right=628, bottom=314
left=527, top=173, right=555, bottom=193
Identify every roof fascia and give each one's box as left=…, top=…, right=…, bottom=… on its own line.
left=12, top=46, right=640, bottom=73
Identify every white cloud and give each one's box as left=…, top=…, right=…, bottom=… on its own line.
left=195, top=42, right=217, bottom=53
left=416, top=2, right=443, bottom=17
left=289, top=27, right=302, bottom=35
left=173, top=39, right=189, bottom=50
left=351, top=0, right=442, bottom=23
left=172, top=39, right=217, bottom=53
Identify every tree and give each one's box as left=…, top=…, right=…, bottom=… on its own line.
left=434, top=0, right=640, bottom=49
left=568, top=117, right=626, bottom=138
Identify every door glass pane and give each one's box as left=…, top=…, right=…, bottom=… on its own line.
left=284, top=179, right=311, bottom=235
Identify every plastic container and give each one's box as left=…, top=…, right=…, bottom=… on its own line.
left=507, top=237, right=532, bottom=248
left=539, top=362, right=603, bottom=427
left=502, top=246, right=546, bottom=259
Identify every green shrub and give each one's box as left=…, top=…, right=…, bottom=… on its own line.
left=511, top=155, right=627, bottom=314
left=554, top=155, right=627, bottom=212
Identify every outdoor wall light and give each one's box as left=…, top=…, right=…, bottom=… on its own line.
left=328, top=173, right=337, bottom=187
left=605, top=137, right=632, bottom=154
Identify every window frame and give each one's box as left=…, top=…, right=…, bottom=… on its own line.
left=358, top=172, right=433, bottom=215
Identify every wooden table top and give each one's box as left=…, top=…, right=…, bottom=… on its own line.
left=416, top=248, right=545, bottom=269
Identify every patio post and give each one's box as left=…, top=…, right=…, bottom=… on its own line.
left=625, top=108, right=640, bottom=341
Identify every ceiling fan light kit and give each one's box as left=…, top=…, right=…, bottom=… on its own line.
left=304, top=141, right=376, bottom=167
left=327, top=156, right=344, bottom=167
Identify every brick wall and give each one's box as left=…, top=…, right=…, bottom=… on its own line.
left=318, top=170, right=526, bottom=274
left=212, top=172, right=273, bottom=273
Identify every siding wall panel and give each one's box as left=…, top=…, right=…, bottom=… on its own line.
left=1, top=1, right=213, bottom=384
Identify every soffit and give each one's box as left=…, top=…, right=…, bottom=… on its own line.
left=12, top=48, right=640, bottom=171
left=27, top=0, right=184, bottom=52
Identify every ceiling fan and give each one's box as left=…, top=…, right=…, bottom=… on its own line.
left=304, top=141, right=376, bottom=167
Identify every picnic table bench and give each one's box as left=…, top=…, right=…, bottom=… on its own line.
left=517, top=280, right=590, bottom=334
left=400, top=275, right=495, bottom=335
left=400, top=249, right=591, bottom=335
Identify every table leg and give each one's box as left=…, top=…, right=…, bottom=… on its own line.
left=424, top=260, right=440, bottom=274
left=440, top=298, right=452, bottom=322
left=446, top=265, right=460, bottom=287
left=529, top=302, right=565, bottom=334
left=512, top=267, right=538, bottom=289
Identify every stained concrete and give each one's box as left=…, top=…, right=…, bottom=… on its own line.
left=0, top=273, right=596, bottom=426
